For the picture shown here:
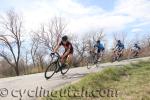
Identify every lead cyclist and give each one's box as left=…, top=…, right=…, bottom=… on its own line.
left=53, top=35, right=74, bottom=70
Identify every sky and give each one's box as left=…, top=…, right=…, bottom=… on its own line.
left=0, top=0, right=150, bottom=45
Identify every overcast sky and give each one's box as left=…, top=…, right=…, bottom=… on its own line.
left=0, top=0, right=150, bottom=43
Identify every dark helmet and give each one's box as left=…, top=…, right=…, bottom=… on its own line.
left=62, top=35, right=68, bottom=41
left=135, top=43, right=138, bottom=46
left=97, top=40, right=100, bottom=43
left=117, top=40, right=121, bottom=43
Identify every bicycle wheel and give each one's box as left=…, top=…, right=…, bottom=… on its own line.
left=87, top=63, right=92, bottom=69
left=86, top=58, right=91, bottom=69
left=61, top=63, right=70, bottom=75
left=87, top=55, right=97, bottom=69
left=44, top=62, right=57, bottom=79
left=111, top=55, right=116, bottom=62
left=86, top=56, right=94, bottom=69
left=96, top=58, right=101, bottom=68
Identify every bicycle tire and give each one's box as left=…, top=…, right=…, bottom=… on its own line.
left=61, top=63, right=70, bottom=75
left=88, top=53, right=97, bottom=69
left=86, top=59, right=91, bottom=69
left=44, top=62, right=57, bottom=79
left=87, top=58, right=94, bottom=69
left=87, top=64, right=92, bottom=69
left=111, top=56, right=116, bottom=62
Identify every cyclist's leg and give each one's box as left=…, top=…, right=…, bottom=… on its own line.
left=101, top=48, right=105, bottom=57
left=98, top=49, right=103, bottom=61
left=66, top=54, right=73, bottom=66
left=120, top=47, right=123, bottom=55
left=60, top=56, right=67, bottom=70
left=56, top=53, right=66, bottom=72
left=95, top=50, right=98, bottom=62
left=121, top=49, right=124, bottom=56
left=119, top=50, right=122, bottom=57
left=60, top=51, right=68, bottom=67
left=115, top=49, right=119, bottom=58
left=101, top=48, right=105, bottom=60
left=60, top=56, right=65, bottom=65
left=135, top=49, right=139, bottom=57
left=116, top=49, right=121, bottom=59
left=136, top=49, right=140, bottom=56
left=97, top=49, right=101, bottom=59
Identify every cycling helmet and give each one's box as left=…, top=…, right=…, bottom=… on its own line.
left=62, top=35, right=68, bottom=41
left=134, top=43, right=137, bottom=46
left=117, top=40, right=121, bottom=43
left=97, top=40, right=100, bottom=43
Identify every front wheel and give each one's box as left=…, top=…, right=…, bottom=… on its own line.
left=45, top=62, right=57, bottom=79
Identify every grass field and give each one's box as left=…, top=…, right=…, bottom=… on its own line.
left=43, top=61, right=150, bottom=100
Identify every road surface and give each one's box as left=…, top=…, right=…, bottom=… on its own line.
left=0, top=57, right=150, bottom=100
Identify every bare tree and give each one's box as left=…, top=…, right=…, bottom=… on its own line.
left=92, top=30, right=105, bottom=43
left=28, top=17, right=67, bottom=71
left=113, top=32, right=127, bottom=44
left=30, top=33, right=40, bottom=67
left=0, top=10, right=23, bottom=76
left=85, top=30, right=105, bottom=52
left=74, top=38, right=88, bottom=64
left=36, top=50, right=45, bottom=71
left=35, top=17, right=67, bottom=51
left=146, top=34, right=150, bottom=47
left=0, top=59, right=16, bottom=77
left=73, top=30, right=105, bottom=66
left=30, top=32, right=47, bottom=72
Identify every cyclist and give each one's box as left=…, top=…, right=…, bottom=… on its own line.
left=114, top=40, right=125, bottom=59
left=132, top=43, right=141, bottom=57
left=93, top=40, right=105, bottom=61
left=53, top=35, right=73, bottom=69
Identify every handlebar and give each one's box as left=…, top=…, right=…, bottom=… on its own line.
left=50, top=52, right=60, bottom=59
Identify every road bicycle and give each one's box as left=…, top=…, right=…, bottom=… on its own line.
left=128, top=48, right=141, bottom=59
left=111, top=49, right=123, bottom=62
left=44, top=52, right=70, bottom=79
left=87, top=51, right=103, bottom=69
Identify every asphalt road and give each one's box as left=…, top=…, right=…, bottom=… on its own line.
left=0, top=57, right=150, bottom=100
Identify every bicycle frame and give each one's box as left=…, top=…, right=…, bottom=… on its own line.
left=112, top=49, right=123, bottom=62
left=45, top=52, right=71, bottom=79
left=87, top=51, right=102, bottom=69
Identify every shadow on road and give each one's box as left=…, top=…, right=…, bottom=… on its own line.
left=52, top=73, right=88, bottom=80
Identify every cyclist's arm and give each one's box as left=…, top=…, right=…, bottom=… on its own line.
left=53, top=45, right=60, bottom=53
left=115, top=44, right=119, bottom=49
left=93, top=45, right=97, bottom=50
left=93, top=46, right=96, bottom=51
left=114, top=46, right=118, bottom=51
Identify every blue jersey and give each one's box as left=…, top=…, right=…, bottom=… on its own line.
left=116, top=42, right=124, bottom=49
left=94, top=43, right=104, bottom=49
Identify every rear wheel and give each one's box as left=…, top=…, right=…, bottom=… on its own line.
left=87, top=55, right=97, bottom=69
left=133, top=51, right=138, bottom=57
left=117, top=52, right=123, bottom=61
left=61, top=63, right=70, bottom=75
left=87, top=61, right=92, bottom=69
left=45, top=62, right=57, bottom=79
left=111, top=54, right=116, bottom=62
left=87, top=57, right=92, bottom=69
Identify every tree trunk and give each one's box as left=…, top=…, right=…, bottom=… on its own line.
left=15, top=66, right=20, bottom=76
